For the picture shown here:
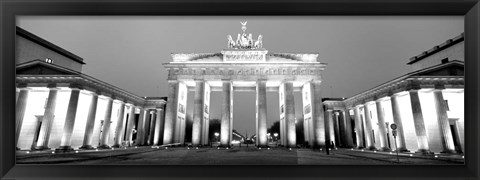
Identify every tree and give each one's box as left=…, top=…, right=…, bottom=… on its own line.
left=267, top=121, right=280, bottom=137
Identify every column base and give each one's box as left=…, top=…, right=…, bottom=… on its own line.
left=415, top=149, right=434, bottom=155
left=397, top=148, right=410, bottom=153
left=217, top=144, right=232, bottom=148
left=55, top=146, right=74, bottom=152
left=366, top=146, right=377, bottom=151
left=97, top=145, right=111, bottom=149
left=32, top=146, right=51, bottom=151
left=112, top=144, right=122, bottom=148
left=256, top=145, right=270, bottom=148
left=16, top=147, right=20, bottom=150
left=79, top=145, right=95, bottom=150
left=379, top=147, right=391, bottom=152
left=440, top=149, right=457, bottom=154
left=356, top=146, right=365, bottom=149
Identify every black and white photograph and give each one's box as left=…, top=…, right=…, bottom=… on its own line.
left=14, top=16, right=465, bottom=165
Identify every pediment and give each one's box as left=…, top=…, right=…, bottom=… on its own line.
left=16, top=60, right=79, bottom=75
left=414, top=62, right=464, bottom=76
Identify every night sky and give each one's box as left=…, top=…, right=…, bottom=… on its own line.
left=17, top=16, right=463, bottom=136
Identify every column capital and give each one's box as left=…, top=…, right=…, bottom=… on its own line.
left=68, top=83, right=83, bottom=90
left=434, top=84, right=446, bottom=90
left=17, top=83, right=28, bottom=89
left=364, top=101, right=375, bottom=106
left=46, top=83, right=59, bottom=89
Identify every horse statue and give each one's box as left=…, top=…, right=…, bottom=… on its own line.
left=254, top=35, right=263, bottom=49
left=227, top=35, right=236, bottom=49
left=236, top=34, right=241, bottom=49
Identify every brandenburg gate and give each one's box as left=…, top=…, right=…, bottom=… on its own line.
left=162, top=22, right=327, bottom=148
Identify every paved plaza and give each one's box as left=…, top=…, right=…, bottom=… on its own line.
left=16, top=146, right=464, bottom=165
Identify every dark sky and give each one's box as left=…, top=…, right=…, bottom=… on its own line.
left=17, top=16, right=463, bottom=136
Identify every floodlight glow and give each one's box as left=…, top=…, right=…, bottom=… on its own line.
left=361, top=149, right=364, bottom=152
left=165, top=147, right=168, bottom=149
left=111, top=148, right=114, bottom=150
left=289, top=148, right=292, bottom=151
left=374, top=151, right=377, bottom=153
left=52, top=151, right=55, bottom=154
left=435, top=155, right=438, bottom=158
left=26, top=151, right=30, bottom=154
left=196, top=147, right=198, bottom=149
left=409, top=154, right=413, bottom=157
left=462, top=156, right=464, bottom=159
left=217, top=147, right=220, bottom=149
left=135, top=146, right=138, bottom=148
left=259, top=147, right=261, bottom=150
left=95, top=149, right=98, bottom=151
left=75, top=151, right=79, bottom=153
left=187, top=147, right=190, bottom=149
left=226, top=147, right=229, bottom=149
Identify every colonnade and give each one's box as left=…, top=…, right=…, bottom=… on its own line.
left=346, top=85, right=460, bottom=154
left=15, top=83, right=166, bottom=151
left=163, top=79, right=329, bottom=148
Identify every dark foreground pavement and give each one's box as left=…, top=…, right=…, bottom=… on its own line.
left=16, top=146, right=464, bottom=165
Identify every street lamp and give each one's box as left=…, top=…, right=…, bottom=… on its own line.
left=274, top=133, right=278, bottom=141
left=267, top=133, right=271, bottom=143
left=214, top=132, right=220, bottom=143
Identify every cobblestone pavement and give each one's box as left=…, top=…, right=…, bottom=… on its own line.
left=16, top=146, right=464, bottom=165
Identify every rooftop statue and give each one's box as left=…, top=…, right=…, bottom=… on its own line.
left=227, top=21, right=263, bottom=50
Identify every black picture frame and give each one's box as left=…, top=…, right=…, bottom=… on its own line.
left=1, top=0, right=479, bottom=179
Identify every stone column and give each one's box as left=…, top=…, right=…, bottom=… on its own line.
left=325, top=109, right=333, bottom=149
left=153, top=106, right=165, bottom=145
left=220, top=80, right=232, bottom=147
left=353, top=106, right=364, bottom=149
left=148, top=111, right=156, bottom=145
left=34, top=84, right=59, bottom=150
left=57, top=86, right=82, bottom=151
left=15, top=84, right=29, bottom=148
left=311, top=81, right=326, bottom=148
left=279, top=114, right=285, bottom=146
left=124, top=105, right=136, bottom=146
left=163, top=81, right=179, bottom=145
left=112, top=101, right=126, bottom=148
left=284, top=81, right=296, bottom=147
left=136, top=108, right=146, bottom=145
left=202, top=117, right=210, bottom=146
left=256, top=80, right=268, bottom=147
left=98, top=97, right=114, bottom=149
left=409, top=89, right=431, bottom=154
left=363, top=102, right=376, bottom=150
left=192, top=80, right=205, bottom=146
left=342, top=110, right=354, bottom=148
left=333, top=112, right=341, bottom=147
left=80, top=92, right=99, bottom=149
left=390, top=94, right=409, bottom=152
left=433, top=87, right=456, bottom=153
left=16, top=88, right=20, bottom=104
left=143, top=111, right=152, bottom=145
left=375, top=99, right=390, bottom=151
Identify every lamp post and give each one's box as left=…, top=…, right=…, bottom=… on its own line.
left=274, top=133, right=278, bottom=147
left=214, top=132, right=219, bottom=144
left=267, top=133, right=271, bottom=143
